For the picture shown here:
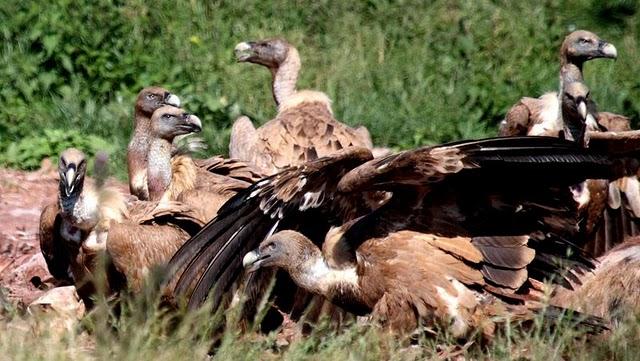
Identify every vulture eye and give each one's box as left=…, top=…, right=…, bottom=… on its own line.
left=265, top=242, right=277, bottom=251
left=162, top=114, right=173, bottom=120
left=579, top=38, right=590, bottom=45
left=146, top=94, right=157, bottom=100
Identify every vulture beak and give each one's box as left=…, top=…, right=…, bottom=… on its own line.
left=234, top=42, right=255, bottom=62
left=599, top=41, right=617, bottom=59
left=180, top=114, right=202, bottom=133
left=164, top=93, right=181, bottom=108
left=63, top=166, right=77, bottom=197
left=577, top=100, right=588, bottom=121
left=242, top=249, right=267, bottom=273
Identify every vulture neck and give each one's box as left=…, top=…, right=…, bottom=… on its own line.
left=271, top=47, right=300, bottom=107
left=286, top=241, right=360, bottom=299
left=147, top=138, right=173, bottom=201
left=291, top=257, right=360, bottom=298
left=128, top=111, right=152, bottom=198
left=559, top=62, right=583, bottom=91
left=58, top=182, right=99, bottom=231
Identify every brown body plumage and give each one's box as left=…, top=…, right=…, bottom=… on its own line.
left=106, top=200, right=202, bottom=291
left=231, top=38, right=373, bottom=175
left=244, top=229, right=553, bottom=337
left=552, top=237, right=640, bottom=321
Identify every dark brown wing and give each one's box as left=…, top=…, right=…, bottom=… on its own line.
left=337, top=137, right=616, bottom=245
left=38, top=202, right=74, bottom=284
left=165, top=147, right=374, bottom=309
left=166, top=136, right=621, bottom=312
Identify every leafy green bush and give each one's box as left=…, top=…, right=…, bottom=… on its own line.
left=0, top=0, right=638, bottom=178
left=0, top=128, right=117, bottom=170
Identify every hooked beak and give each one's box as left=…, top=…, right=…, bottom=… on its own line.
left=64, top=167, right=77, bottom=197
left=242, top=249, right=267, bottom=273
left=599, top=41, right=617, bottom=59
left=185, top=114, right=202, bottom=133
left=164, top=93, right=181, bottom=108
left=577, top=100, right=588, bottom=121
left=234, top=42, right=254, bottom=62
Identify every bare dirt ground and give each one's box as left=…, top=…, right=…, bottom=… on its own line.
left=0, top=163, right=58, bottom=307
left=0, top=162, right=128, bottom=308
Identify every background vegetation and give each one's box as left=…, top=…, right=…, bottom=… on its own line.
left=1, top=0, right=639, bottom=177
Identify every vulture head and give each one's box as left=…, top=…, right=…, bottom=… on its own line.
left=149, top=105, right=202, bottom=141
left=135, top=87, right=181, bottom=118
left=562, top=81, right=590, bottom=122
left=242, top=230, right=318, bottom=274
left=58, top=148, right=87, bottom=199
left=234, top=38, right=293, bottom=69
left=561, top=30, right=617, bottom=65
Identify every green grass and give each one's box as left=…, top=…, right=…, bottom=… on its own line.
left=1, top=0, right=639, bottom=178
left=3, top=285, right=640, bottom=361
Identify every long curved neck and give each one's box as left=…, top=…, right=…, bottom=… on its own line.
left=127, top=111, right=152, bottom=197
left=272, top=48, right=300, bottom=107
left=146, top=138, right=173, bottom=201
left=559, top=60, right=584, bottom=91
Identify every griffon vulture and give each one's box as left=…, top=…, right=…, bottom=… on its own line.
left=499, top=30, right=618, bottom=137
left=144, top=106, right=253, bottom=222
left=230, top=38, right=375, bottom=175
left=164, top=135, right=640, bottom=335
left=128, top=87, right=181, bottom=200
left=39, top=149, right=127, bottom=303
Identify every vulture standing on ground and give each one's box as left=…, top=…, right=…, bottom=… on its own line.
left=39, top=148, right=203, bottom=295
left=499, top=30, right=619, bottom=137
left=230, top=38, right=375, bottom=175
left=39, top=149, right=127, bottom=303
left=165, top=136, right=640, bottom=336
left=128, top=87, right=182, bottom=200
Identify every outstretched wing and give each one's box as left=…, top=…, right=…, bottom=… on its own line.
left=337, top=137, right=616, bottom=249
left=165, top=147, right=374, bottom=309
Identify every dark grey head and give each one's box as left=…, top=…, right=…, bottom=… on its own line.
left=561, top=30, right=617, bottom=65
left=149, top=105, right=202, bottom=141
left=242, top=230, right=316, bottom=273
left=58, top=148, right=87, bottom=198
left=234, top=38, right=292, bottom=69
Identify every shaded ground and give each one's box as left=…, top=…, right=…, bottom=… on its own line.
left=0, top=162, right=128, bottom=307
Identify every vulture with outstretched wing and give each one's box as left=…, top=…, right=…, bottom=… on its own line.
left=164, top=135, right=640, bottom=335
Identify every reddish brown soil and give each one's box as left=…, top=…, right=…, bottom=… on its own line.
left=0, top=162, right=128, bottom=308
